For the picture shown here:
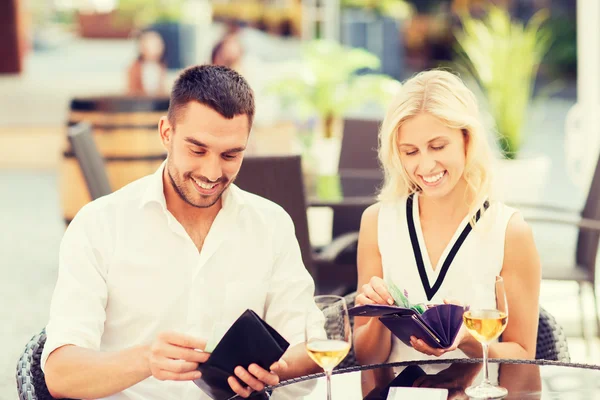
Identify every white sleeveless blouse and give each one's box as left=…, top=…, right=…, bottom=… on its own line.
left=378, top=192, right=517, bottom=373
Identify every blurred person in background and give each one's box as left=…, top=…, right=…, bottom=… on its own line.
left=210, top=26, right=281, bottom=131
left=211, top=26, right=245, bottom=70
left=127, top=30, right=168, bottom=96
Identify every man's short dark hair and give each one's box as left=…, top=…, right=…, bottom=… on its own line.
left=167, top=65, right=255, bottom=129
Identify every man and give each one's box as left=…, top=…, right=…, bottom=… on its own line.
left=42, top=65, right=322, bottom=399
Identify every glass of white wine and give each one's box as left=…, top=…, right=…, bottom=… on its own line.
left=305, top=295, right=352, bottom=400
left=463, top=276, right=509, bottom=399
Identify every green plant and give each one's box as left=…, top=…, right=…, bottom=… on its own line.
left=269, top=39, right=401, bottom=139
left=543, top=15, right=576, bottom=78
left=453, top=6, right=553, bottom=159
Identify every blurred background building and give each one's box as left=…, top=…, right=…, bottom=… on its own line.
left=3, top=0, right=600, bottom=398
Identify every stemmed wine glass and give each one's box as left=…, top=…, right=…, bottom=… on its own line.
left=305, top=295, right=352, bottom=400
left=463, top=276, right=509, bottom=399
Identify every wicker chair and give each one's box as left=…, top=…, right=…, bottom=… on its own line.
left=16, top=329, right=74, bottom=400
left=536, top=306, right=571, bottom=362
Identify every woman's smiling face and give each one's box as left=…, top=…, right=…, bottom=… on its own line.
left=397, top=113, right=467, bottom=198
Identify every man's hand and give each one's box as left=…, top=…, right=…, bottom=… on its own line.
left=227, top=359, right=288, bottom=398
left=148, top=331, right=209, bottom=381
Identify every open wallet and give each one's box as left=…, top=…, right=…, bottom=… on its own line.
left=193, top=309, right=290, bottom=400
left=349, top=304, right=465, bottom=349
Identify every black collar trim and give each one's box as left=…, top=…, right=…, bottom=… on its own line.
left=406, top=193, right=489, bottom=301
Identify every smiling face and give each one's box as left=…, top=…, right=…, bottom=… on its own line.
left=159, top=101, right=249, bottom=209
left=398, top=113, right=467, bottom=199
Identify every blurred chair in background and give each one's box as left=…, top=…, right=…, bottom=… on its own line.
left=236, top=155, right=358, bottom=295
left=338, top=118, right=382, bottom=173
left=325, top=118, right=382, bottom=267
left=61, top=96, right=168, bottom=224
left=519, top=151, right=600, bottom=342
left=67, top=121, right=112, bottom=201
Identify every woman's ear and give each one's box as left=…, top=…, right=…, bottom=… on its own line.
left=462, top=129, right=470, bottom=156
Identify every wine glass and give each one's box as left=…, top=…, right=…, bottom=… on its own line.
left=305, top=295, right=352, bottom=400
left=463, top=276, right=509, bottom=399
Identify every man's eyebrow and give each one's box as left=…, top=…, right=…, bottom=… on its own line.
left=184, top=137, right=207, bottom=148
left=184, top=137, right=246, bottom=153
left=223, top=146, right=246, bottom=153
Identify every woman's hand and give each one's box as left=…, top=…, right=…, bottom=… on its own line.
left=355, top=276, right=395, bottom=306
left=409, top=299, right=473, bottom=357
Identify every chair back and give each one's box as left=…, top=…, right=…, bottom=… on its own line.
left=332, top=118, right=382, bottom=238
left=16, top=329, right=75, bottom=400
left=576, top=151, right=600, bottom=281
left=235, top=155, right=314, bottom=278
left=67, top=121, right=112, bottom=201
left=338, top=118, right=382, bottom=172
left=62, top=96, right=168, bottom=223
left=536, top=307, right=570, bottom=362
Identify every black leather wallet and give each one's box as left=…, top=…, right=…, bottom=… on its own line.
left=193, top=309, right=290, bottom=400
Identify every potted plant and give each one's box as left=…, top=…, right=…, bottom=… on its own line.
left=269, top=40, right=400, bottom=184
left=453, top=5, right=553, bottom=204
left=269, top=39, right=400, bottom=198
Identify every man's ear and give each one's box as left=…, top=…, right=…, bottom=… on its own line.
left=159, top=116, right=173, bottom=150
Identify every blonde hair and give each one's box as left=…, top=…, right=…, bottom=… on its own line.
left=378, top=70, right=493, bottom=218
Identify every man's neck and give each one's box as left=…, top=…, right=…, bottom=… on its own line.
left=162, top=173, right=222, bottom=227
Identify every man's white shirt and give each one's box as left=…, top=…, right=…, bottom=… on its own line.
left=42, top=163, right=323, bottom=400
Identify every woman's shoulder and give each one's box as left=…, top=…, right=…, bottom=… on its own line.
left=503, top=208, right=531, bottom=241
left=364, top=195, right=411, bottom=221
left=363, top=202, right=381, bottom=217
left=478, top=201, right=532, bottom=244
left=378, top=194, right=413, bottom=211
left=484, top=200, right=519, bottom=223
left=361, top=202, right=382, bottom=229
left=489, top=199, right=518, bottom=212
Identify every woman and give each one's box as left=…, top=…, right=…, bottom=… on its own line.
left=353, top=70, right=541, bottom=371
left=211, top=30, right=244, bottom=70
left=126, top=30, right=167, bottom=96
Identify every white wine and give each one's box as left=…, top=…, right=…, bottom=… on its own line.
left=463, top=309, right=508, bottom=343
left=306, top=339, right=351, bottom=371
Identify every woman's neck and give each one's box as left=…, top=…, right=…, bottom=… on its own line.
left=418, top=178, right=474, bottom=223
